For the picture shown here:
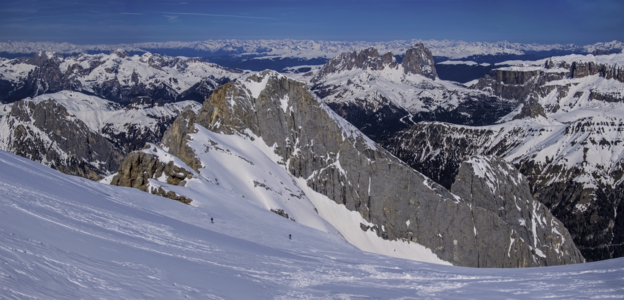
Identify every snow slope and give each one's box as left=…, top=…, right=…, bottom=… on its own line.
left=2, top=150, right=624, bottom=299
left=141, top=122, right=447, bottom=264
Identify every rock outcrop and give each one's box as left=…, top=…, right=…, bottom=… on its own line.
left=473, top=56, right=624, bottom=107
left=312, top=47, right=398, bottom=81
left=409, top=53, right=624, bottom=261
left=156, top=70, right=582, bottom=267
left=110, top=145, right=193, bottom=204
left=312, top=43, right=436, bottom=82
left=511, top=100, right=547, bottom=120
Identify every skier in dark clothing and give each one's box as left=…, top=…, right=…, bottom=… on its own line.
left=211, top=218, right=213, bottom=223
left=289, top=234, right=291, bottom=240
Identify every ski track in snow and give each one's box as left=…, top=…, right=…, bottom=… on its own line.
left=1, top=150, right=624, bottom=299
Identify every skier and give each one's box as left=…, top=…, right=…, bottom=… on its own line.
left=289, top=234, right=291, bottom=240
left=211, top=217, right=213, bottom=223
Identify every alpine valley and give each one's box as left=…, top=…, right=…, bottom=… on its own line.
left=1, top=39, right=624, bottom=299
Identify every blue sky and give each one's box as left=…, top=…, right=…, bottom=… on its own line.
left=1, top=0, right=622, bottom=45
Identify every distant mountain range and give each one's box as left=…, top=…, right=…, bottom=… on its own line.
left=1, top=39, right=622, bottom=60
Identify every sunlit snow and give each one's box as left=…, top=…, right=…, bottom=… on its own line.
left=2, top=150, right=624, bottom=299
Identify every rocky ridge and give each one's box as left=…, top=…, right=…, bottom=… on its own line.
left=472, top=53, right=624, bottom=105
left=0, top=91, right=200, bottom=179
left=0, top=98, right=124, bottom=180
left=138, top=70, right=583, bottom=267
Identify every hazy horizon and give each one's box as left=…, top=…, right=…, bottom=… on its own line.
left=1, top=0, right=623, bottom=46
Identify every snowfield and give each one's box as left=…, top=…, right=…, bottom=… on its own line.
left=2, top=150, right=624, bottom=299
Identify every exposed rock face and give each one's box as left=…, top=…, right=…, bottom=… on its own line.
left=158, top=70, right=582, bottom=267
left=381, top=118, right=624, bottom=261
left=0, top=51, right=246, bottom=105
left=313, top=43, right=436, bottom=80
left=427, top=53, right=624, bottom=261
left=401, top=43, right=437, bottom=79
left=570, top=61, right=624, bottom=81
left=511, top=100, right=547, bottom=120
left=473, top=57, right=624, bottom=106
left=110, top=146, right=193, bottom=204
left=312, top=47, right=398, bottom=81
left=451, top=156, right=583, bottom=266
left=0, top=99, right=124, bottom=180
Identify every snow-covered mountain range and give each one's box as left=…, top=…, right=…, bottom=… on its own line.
left=0, top=50, right=248, bottom=104
left=306, top=44, right=516, bottom=139
left=1, top=39, right=622, bottom=60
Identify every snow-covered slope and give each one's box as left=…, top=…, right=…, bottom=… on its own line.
left=112, top=127, right=450, bottom=264
left=0, top=50, right=249, bottom=104
left=2, top=150, right=624, bottom=299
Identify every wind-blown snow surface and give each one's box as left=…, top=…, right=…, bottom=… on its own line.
left=2, top=150, right=624, bottom=299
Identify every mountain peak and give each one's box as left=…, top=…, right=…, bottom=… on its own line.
left=401, top=43, right=437, bottom=79
left=110, top=48, right=128, bottom=58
